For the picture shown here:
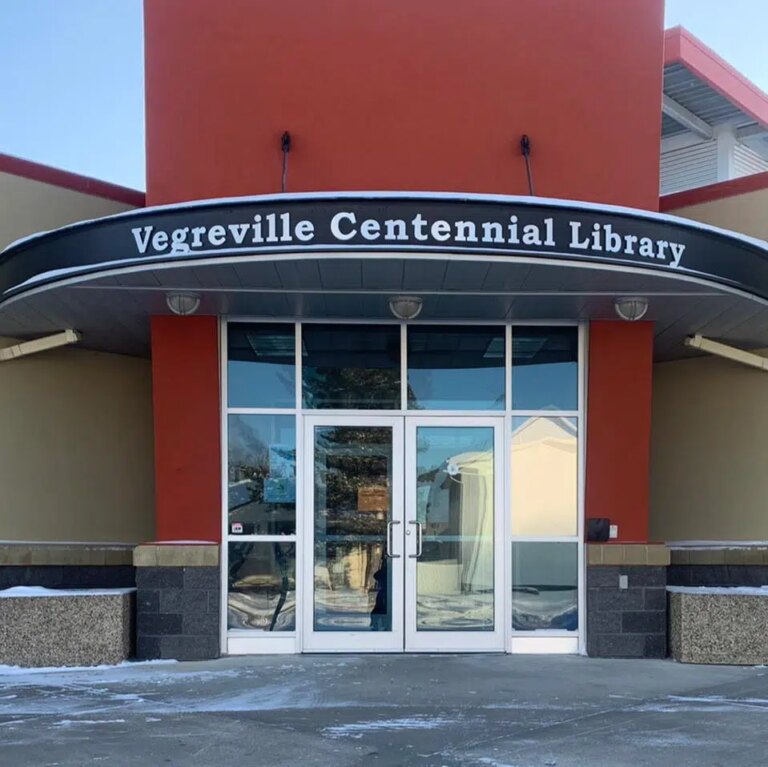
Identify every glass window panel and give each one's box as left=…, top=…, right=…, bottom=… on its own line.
left=415, top=426, right=495, bottom=631
left=302, top=324, right=401, bottom=409
left=511, top=542, right=578, bottom=631
left=228, top=415, right=296, bottom=535
left=227, top=323, right=295, bottom=408
left=512, top=327, right=578, bottom=410
left=313, top=426, right=393, bottom=631
left=228, top=542, right=296, bottom=630
left=407, top=326, right=505, bottom=410
left=511, top=416, right=578, bottom=536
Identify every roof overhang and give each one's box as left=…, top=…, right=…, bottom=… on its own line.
left=2, top=192, right=768, bottom=362
left=663, top=27, right=768, bottom=153
left=0, top=153, right=145, bottom=208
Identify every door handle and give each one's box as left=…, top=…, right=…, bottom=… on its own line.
left=386, top=520, right=401, bottom=558
left=408, top=520, right=423, bottom=559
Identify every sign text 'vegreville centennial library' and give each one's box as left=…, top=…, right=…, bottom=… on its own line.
left=10, top=194, right=768, bottom=302
left=131, top=202, right=687, bottom=269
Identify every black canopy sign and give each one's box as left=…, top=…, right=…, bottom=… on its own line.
left=2, top=194, right=768, bottom=302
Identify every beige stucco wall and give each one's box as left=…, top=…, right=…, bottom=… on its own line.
left=0, top=171, right=135, bottom=251
left=650, top=352, right=768, bottom=542
left=0, top=338, right=154, bottom=542
left=668, top=187, right=768, bottom=241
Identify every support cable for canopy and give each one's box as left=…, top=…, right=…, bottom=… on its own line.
left=520, top=134, right=534, bottom=196
left=281, top=131, right=292, bottom=193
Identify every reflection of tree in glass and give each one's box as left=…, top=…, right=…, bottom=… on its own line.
left=228, top=417, right=295, bottom=532
left=304, top=367, right=401, bottom=408
left=229, top=416, right=271, bottom=485
left=315, top=427, right=391, bottom=539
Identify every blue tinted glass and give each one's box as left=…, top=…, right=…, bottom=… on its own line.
left=302, top=324, right=401, bottom=409
left=228, top=414, right=296, bottom=535
left=512, top=327, right=578, bottom=410
left=511, top=542, right=578, bottom=631
left=228, top=323, right=295, bottom=408
left=408, top=326, right=505, bottom=410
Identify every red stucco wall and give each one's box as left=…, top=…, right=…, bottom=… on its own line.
left=144, top=0, right=664, bottom=209
left=144, top=0, right=665, bottom=543
left=586, top=321, right=654, bottom=542
left=151, top=316, right=221, bottom=542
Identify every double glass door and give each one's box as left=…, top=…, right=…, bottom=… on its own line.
left=303, top=415, right=504, bottom=652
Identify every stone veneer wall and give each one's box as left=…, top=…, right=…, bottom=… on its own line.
left=134, top=544, right=220, bottom=661
left=0, top=544, right=135, bottom=589
left=586, top=544, right=670, bottom=658
left=668, top=547, right=768, bottom=588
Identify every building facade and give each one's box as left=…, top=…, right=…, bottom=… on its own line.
left=3, top=1, right=768, bottom=663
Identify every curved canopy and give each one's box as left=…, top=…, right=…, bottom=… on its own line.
left=2, top=192, right=768, bottom=360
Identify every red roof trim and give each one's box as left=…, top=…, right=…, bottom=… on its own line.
left=0, top=153, right=144, bottom=207
left=665, top=27, right=768, bottom=130
left=660, top=170, right=768, bottom=211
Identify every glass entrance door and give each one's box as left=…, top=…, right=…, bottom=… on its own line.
left=303, top=416, right=405, bottom=651
left=303, top=415, right=503, bottom=652
left=405, top=418, right=504, bottom=651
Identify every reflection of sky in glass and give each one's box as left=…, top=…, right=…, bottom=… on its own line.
left=408, top=327, right=505, bottom=410
left=409, top=368, right=505, bottom=410
left=512, top=328, right=578, bottom=411
left=229, top=360, right=295, bottom=408
left=417, top=427, right=493, bottom=472
left=512, top=362, right=577, bottom=410
left=227, top=324, right=296, bottom=408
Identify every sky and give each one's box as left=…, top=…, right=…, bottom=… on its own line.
left=0, top=1, right=767, bottom=193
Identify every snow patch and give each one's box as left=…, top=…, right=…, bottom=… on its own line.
left=0, top=659, right=175, bottom=676
left=53, top=719, right=126, bottom=728
left=638, top=694, right=768, bottom=713
left=324, top=715, right=462, bottom=738
left=667, top=541, right=768, bottom=548
left=667, top=586, right=768, bottom=596
left=669, top=695, right=768, bottom=707
left=0, top=586, right=136, bottom=598
left=475, top=757, right=523, bottom=767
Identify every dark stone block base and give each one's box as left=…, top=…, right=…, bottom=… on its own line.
left=135, top=566, right=220, bottom=661
left=668, top=565, right=768, bottom=587
left=587, top=566, right=667, bottom=658
left=0, top=565, right=135, bottom=589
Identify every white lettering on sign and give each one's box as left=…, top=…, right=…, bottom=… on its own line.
left=130, top=210, right=686, bottom=268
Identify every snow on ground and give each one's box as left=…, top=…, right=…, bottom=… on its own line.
left=667, top=586, right=768, bottom=595
left=0, top=659, right=175, bottom=676
left=0, top=586, right=136, bottom=598
left=324, top=715, right=465, bottom=738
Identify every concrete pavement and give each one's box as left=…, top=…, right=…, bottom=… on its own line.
left=0, top=654, right=766, bottom=766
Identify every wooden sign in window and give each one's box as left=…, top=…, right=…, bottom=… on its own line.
left=357, top=486, right=388, bottom=512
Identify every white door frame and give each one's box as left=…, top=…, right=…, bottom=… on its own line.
left=404, top=416, right=506, bottom=652
left=302, top=414, right=405, bottom=652
left=222, top=319, right=586, bottom=657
